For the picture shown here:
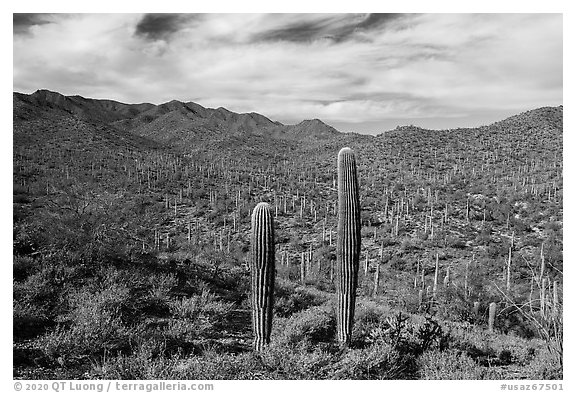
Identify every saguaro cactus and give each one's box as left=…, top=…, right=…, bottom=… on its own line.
left=432, top=253, right=439, bottom=298
left=250, top=202, right=275, bottom=351
left=373, top=264, right=380, bottom=297
left=488, top=302, right=497, bottom=333
left=336, top=147, right=361, bottom=344
left=472, top=301, right=480, bottom=318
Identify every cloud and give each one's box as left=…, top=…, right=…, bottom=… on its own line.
left=13, top=13, right=563, bottom=133
left=134, top=13, right=202, bottom=41
left=251, top=13, right=405, bottom=43
left=356, top=13, right=404, bottom=29
left=13, top=13, right=53, bottom=35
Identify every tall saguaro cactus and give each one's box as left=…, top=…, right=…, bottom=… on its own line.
left=336, top=147, right=361, bottom=344
left=250, top=202, right=275, bottom=351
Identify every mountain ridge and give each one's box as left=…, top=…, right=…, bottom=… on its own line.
left=13, top=90, right=341, bottom=145
left=13, top=89, right=562, bottom=156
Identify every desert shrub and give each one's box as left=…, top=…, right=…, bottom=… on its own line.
left=13, top=266, right=66, bottom=314
left=168, top=288, right=233, bottom=327
left=474, top=232, right=492, bottom=246
left=39, top=314, right=131, bottom=361
left=169, top=294, right=205, bottom=320
left=328, top=342, right=417, bottom=379
left=415, top=230, right=429, bottom=240
left=38, top=284, right=135, bottom=359
left=13, top=221, right=43, bottom=255
left=13, top=301, right=53, bottom=339
left=361, top=312, right=450, bottom=358
left=400, top=239, right=417, bottom=253
left=96, top=268, right=172, bottom=323
left=157, top=319, right=200, bottom=344
left=403, top=289, right=426, bottom=314
left=497, top=308, right=539, bottom=339
left=170, top=351, right=267, bottom=380
left=179, top=254, right=250, bottom=302
left=447, top=321, right=550, bottom=371
left=446, top=236, right=466, bottom=249
left=509, top=216, right=531, bottom=233
left=148, top=273, right=178, bottom=299
left=389, top=255, right=407, bottom=270
left=526, top=347, right=563, bottom=380
left=418, top=349, right=482, bottom=379
left=13, top=192, right=31, bottom=204
left=13, top=255, right=38, bottom=281
left=352, top=300, right=393, bottom=344
left=314, top=245, right=336, bottom=264
left=273, top=305, right=336, bottom=350
left=273, top=279, right=325, bottom=317
left=435, top=287, right=473, bottom=323
left=95, top=342, right=184, bottom=379
left=261, top=345, right=336, bottom=379
left=380, top=236, right=396, bottom=247
left=412, top=317, right=451, bottom=354
left=360, top=225, right=375, bottom=237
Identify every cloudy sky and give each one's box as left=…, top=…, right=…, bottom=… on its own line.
left=13, top=13, right=562, bottom=133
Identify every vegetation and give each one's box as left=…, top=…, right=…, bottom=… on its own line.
left=13, top=91, right=562, bottom=379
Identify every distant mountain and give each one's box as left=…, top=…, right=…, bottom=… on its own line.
left=14, top=89, right=562, bottom=162
left=13, top=90, right=165, bottom=154
left=14, top=89, right=155, bottom=123
left=278, top=119, right=340, bottom=140
left=13, top=90, right=342, bottom=153
left=374, top=106, right=563, bottom=138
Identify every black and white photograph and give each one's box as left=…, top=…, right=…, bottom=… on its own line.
left=11, top=7, right=564, bottom=385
